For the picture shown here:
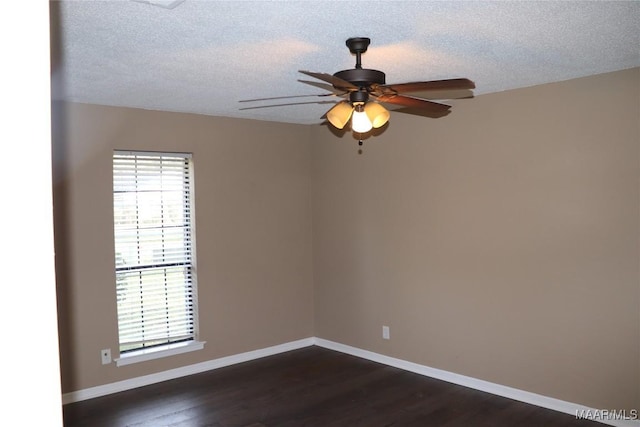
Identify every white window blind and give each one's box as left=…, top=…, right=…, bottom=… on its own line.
left=113, top=151, right=197, bottom=354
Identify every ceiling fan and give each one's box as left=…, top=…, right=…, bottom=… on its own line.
left=240, top=37, right=475, bottom=138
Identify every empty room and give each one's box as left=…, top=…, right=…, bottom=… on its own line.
left=3, top=1, right=638, bottom=426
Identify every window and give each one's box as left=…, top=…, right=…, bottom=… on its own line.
left=113, top=151, right=200, bottom=363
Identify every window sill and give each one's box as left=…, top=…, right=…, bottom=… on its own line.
left=114, top=341, right=206, bottom=367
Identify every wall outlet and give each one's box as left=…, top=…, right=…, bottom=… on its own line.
left=382, top=326, right=390, bottom=340
left=101, top=348, right=111, bottom=365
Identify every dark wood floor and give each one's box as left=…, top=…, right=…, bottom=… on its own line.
left=63, top=346, right=601, bottom=427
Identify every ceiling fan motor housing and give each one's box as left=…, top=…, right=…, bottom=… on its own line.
left=333, top=68, right=386, bottom=88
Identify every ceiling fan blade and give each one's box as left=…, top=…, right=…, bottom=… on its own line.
left=411, top=89, right=475, bottom=100
left=375, top=94, right=451, bottom=113
left=391, top=106, right=451, bottom=119
left=298, top=79, right=349, bottom=96
left=379, top=78, right=475, bottom=94
left=239, top=93, right=336, bottom=103
left=239, top=100, right=337, bottom=111
left=299, top=70, right=358, bottom=91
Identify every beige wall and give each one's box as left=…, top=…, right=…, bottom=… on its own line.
left=53, top=68, right=639, bottom=411
left=311, top=68, right=639, bottom=410
left=51, top=102, right=314, bottom=392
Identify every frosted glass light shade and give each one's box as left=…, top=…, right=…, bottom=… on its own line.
left=326, top=101, right=354, bottom=129
left=364, top=102, right=390, bottom=128
left=351, top=105, right=373, bottom=133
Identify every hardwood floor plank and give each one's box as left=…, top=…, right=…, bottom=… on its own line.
left=63, top=346, right=602, bottom=427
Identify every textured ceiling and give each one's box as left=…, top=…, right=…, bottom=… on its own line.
left=51, top=0, right=640, bottom=125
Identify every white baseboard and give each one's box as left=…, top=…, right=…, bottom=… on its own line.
left=313, top=338, right=639, bottom=427
left=61, top=337, right=314, bottom=405
left=62, top=336, right=639, bottom=427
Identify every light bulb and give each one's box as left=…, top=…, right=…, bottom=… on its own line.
left=364, top=102, right=390, bottom=128
left=351, top=104, right=373, bottom=133
left=326, top=101, right=354, bottom=129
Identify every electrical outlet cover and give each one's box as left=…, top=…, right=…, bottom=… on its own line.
left=101, top=348, right=111, bottom=365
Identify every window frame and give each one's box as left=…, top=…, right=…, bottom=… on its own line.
left=112, top=150, right=204, bottom=366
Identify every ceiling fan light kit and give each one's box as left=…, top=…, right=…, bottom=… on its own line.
left=241, top=37, right=475, bottom=146
left=364, top=102, right=391, bottom=129
left=351, top=103, right=374, bottom=133
left=327, top=100, right=389, bottom=132
left=326, top=101, right=354, bottom=129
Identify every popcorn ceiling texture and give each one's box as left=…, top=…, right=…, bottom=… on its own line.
left=51, top=1, right=639, bottom=125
